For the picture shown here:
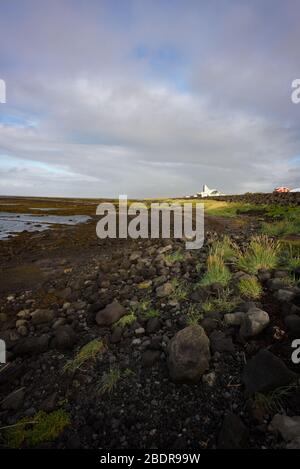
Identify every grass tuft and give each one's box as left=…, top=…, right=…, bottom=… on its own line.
left=170, top=278, right=189, bottom=301
left=238, top=276, right=262, bottom=299
left=237, top=235, right=280, bottom=274
left=210, top=235, right=238, bottom=260
left=113, top=311, right=136, bottom=329
left=200, top=253, right=231, bottom=287
left=2, top=409, right=70, bottom=448
left=202, top=289, right=239, bottom=313
left=164, top=250, right=185, bottom=265
left=63, top=339, right=106, bottom=373
left=98, top=366, right=135, bottom=395
left=186, top=306, right=203, bottom=326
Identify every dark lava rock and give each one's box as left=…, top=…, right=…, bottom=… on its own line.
left=291, top=304, right=300, bottom=316
left=54, top=325, right=77, bottom=351
left=0, top=362, right=25, bottom=386
left=110, top=326, right=122, bottom=344
left=95, top=301, right=126, bottom=327
left=13, top=334, right=50, bottom=356
left=275, top=289, right=296, bottom=303
left=31, top=309, right=55, bottom=325
left=257, top=269, right=271, bottom=283
left=236, top=301, right=257, bottom=313
left=1, top=387, right=25, bottom=411
left=146, top=317, right=161, bottom=335
left=201, top=317, right=219, bottom=335
left=142, top=350, right=161, bottom=367
left=284, top=315, right=300, bottom=339
left=242, top=349, right=297, bottom=394
left=218, top=413, right=249, bottom=449
left=267, top=278, right=286, bottom=292
left=167, top=325, right=211, bottom=383
left=209, top=330, right=234, bottom=353
left=190, top=286, right=210, bottom=302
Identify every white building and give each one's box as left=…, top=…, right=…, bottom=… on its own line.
left=196, top=184, right=224, bottom=198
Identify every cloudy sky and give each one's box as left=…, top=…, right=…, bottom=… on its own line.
left=0, top=0, right=300, bottom=197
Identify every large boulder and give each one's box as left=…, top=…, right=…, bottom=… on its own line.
left=167, top=325, right=211, bottom=383
left=31, top=309, right=55, bottom=325
left=95, top=301, right=126, bottom=327
left=13, top=334, right=50, bottom=356
left=240, top=308, right=270, bottom=338
left=275, top=289, right=296, bottom=303
left=54, top=325, right=77, bottom=351
left=269, top=414, right=300, bottom=442
left=242, top=349, right=297, bottom=394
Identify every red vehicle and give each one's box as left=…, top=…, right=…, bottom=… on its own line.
left=274, top=187, right=290, bottom=193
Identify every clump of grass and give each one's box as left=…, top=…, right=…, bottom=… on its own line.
left=210, top=235, right=237, bottom=260
left=262, top=220, right=291, bottom=237
left=164, top=250, right=185, bottom=265
left=186, top=306, right=202, bottom=326
left=63, top=339, right=106, bottom=373
left=237, top=235, right=280, bottom=274
left=99, top=366, right=121, bottom=394
left=138, top=298, right=151, bottom=312
left=200, top=253, right=231, bottom=287
left=238, top=276, right=262, bottom=299
left=142, top=307, right=160, bottom=319
left=202, top=289, right=239, bottom=313
left=3, top=409, right=70, bottom=448
left=283, top=244, right=300, bottom=271
left=254, top=383, right=299, bottom=414
left=262, top=216, right=300, bottom=238
left=170, top=278, right=188, bottom=301
left=98, top=366, right=135, bottom=395
left=114, top=311, right=136, bottom=329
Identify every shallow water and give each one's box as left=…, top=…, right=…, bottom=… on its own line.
left=0, top=212, right=91, bottom=240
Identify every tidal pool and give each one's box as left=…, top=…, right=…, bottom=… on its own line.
left=0, top=212, right=91, bottom=240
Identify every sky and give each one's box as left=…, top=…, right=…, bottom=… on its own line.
left=0, top=0, right=300, bottom=198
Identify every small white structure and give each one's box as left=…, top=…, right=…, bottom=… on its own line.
left=197, top=184, right=223, bottom=198
left=290, top=188, right=300, bottom=193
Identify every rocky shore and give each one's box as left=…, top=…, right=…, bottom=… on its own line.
left=0, top=208, right=299, bottom=449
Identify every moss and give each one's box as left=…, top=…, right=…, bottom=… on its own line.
left=164, top=250, right=185, bottom=264
left=137, top=280, right=152, bottom=289
left=64, top=339, right=106, bottom=373
left=170, top=278, right=189, bottom=301
left=4, top=409, right=70, bottom=448
left=114, top=311, right=136, bottom=329
left=142, top=307, right=160, bottom=319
